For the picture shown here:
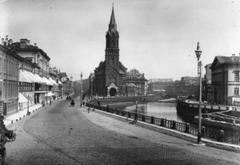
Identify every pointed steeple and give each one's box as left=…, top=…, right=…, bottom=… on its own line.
left=109, top=3, right=117, bottom=31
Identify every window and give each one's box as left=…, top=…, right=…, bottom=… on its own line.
left=234, top=71, right=240, bottom=82
left=234, top=87, right=239, bottom=96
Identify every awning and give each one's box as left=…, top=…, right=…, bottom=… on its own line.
left=27, top=72, right=40, bottom=83
left=19, top=70, right=34, bottom=83
left=34, top=74, right=46, bottom=84
left=18, top=93, right=28, bottom=103
left=46, top=92, right=55, bottom=97
left=42, top=77, right=53, bottom=86
left=49, top=77, right=58, bottom=85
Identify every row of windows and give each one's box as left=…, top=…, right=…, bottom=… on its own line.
left=234, top=71, right=240, bottom=82
left=19, top=82, right=34, bottom=92
left=3, top=81, right=18, bottom=99
left=5, top=57, right=18, bottom=77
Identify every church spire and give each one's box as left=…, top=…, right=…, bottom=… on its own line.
left=109, top=3, right=117, bottom=31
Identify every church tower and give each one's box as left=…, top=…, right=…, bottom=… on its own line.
left=104, top=4, right=121, bottom=96
left=105, top=5, right=119, bottom=66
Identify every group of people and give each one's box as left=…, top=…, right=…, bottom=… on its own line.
left=66, top=95, right=75, bottom=106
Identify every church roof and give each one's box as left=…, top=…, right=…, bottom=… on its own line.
left=119, top=61, right=127, bottom=72
left=108, top=5, right=117, bottom=32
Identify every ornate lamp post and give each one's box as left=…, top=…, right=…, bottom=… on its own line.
left=195, top=42, right=202, bottom=144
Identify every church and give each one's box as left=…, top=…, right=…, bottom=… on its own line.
left=89, top=6, right=147, bottom=97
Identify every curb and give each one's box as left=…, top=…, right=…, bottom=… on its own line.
left=82, top=107, right=240, bottom=153
left=4, top=106, right=42, bottom=126
left=5, top=98, right=66, bottom=126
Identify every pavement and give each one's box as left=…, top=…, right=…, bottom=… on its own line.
left=84, top=105, right=240, bottom=152
left=4, top=97, right=65, bottom=126
left=4, top=98, right=240, bottom=165
left=4, top=104, right=42, bottom=126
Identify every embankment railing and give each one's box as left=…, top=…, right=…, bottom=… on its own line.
left=85, top=103, right=240, bottom=145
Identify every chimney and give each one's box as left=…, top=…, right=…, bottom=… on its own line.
left=8, top=39, right=13, bottom=45
left=20, top=38, right=29, bottom=49
left=3, top=38, right=7, bottom=46
left=1, top=38, right=4, bottom=45
left=5, top=35, right=8, bottom=41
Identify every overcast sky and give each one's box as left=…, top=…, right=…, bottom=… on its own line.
left=1, top=0, right=240, bottom=80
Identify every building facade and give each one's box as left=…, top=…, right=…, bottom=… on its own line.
left=148, top=78, right=173, bottom=95
left=211, top=55, right=240, bottom=105
left=123, top=69, right=147, bottom=96
left=164, top=77, right=199, bottom=98
left=203, top=63, right=213, bottom=103
left=0, top=39, right=19, bottom=115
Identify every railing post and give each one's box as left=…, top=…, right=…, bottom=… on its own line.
left=161, top=119, right=166, bottom=127
left=218, top=129, right=224, bottom=142
left=172, top=121, right=176, bottom=129
left=185, top=123, right=190, bottom=133
left=150, top=116, right=155, bottom=124
left=106, top=105, right=109, bottom=112
left=128, top=112, right=131, bottom=118
left=201, top=126, right=205, bottom=137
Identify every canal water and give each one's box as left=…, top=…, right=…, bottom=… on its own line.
left=123, top=102, right=240, bottom=145
left=123, top=102, right=185, bottom=123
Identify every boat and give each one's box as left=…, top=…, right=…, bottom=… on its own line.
left=158, top=98, right=177, bottom=103
left=193, top=110, right=240, bottom=131
left=176, top=99, right=228, bottom=122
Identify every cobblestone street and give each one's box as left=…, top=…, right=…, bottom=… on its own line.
left=4, top=100, right=240, bottom=165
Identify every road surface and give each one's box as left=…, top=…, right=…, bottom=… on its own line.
left=5, top=99, right=240, bottom=165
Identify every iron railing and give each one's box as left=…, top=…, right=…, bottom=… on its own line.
left=85, top=103, right=240, bottom=145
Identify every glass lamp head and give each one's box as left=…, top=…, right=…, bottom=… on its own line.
left=195, top=42, right=202, bottom=61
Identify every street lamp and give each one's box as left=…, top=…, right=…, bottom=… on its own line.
left=80, top=73, right=83, bottom=107
left=195, top=42, right=202, bottom=144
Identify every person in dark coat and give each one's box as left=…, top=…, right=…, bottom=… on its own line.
left=0, top=115, right=16, bottom=164
left=70, top=99, right=75, bottom=106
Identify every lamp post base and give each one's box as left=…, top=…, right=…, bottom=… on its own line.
left=197, top=132, right=202, bottom=144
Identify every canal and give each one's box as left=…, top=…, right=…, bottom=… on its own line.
left=123, top=102, right=185, bottom=123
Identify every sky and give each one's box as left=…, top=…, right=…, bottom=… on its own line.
left=1, top=0, right=240, bottom=80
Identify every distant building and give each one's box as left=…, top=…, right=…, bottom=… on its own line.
left=49, top=67, right=62, bottom=99
left=0, top=38, right=19, bottom=115
left=90, top=6, right=146, bottom=97
left=148, top=78, right=173, bottom=95
left=211, top=55, right=240, bottom=105
left=123, top=69, right=147, bottom=96
left=166, top=77, right=199, bottom=98
left=203, top=64, right=213, bottom=103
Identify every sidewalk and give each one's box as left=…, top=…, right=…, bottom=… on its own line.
left=4, top=104, right=42, bottom=126
left=3, top=97, right=65, bottom=127
left=80, top=106, right=240, bottom=153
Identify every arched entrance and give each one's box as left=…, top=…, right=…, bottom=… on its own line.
left=107, top=82, right=118, bottom=97
left=109, top=88, right=117, bottom=96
